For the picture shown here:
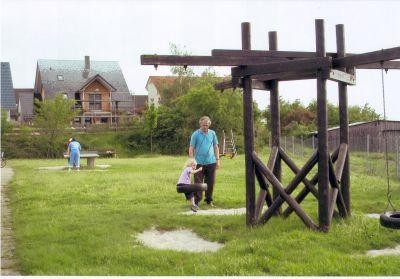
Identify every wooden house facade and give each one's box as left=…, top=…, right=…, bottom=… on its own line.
left=34, top=56, right=134, bottom=125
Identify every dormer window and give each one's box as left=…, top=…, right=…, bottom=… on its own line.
left=57, top=75, right=64, bottom=81
left=89, top=93, right=102, bottom=110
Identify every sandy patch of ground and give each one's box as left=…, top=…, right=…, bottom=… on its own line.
left=180, top=207, right=246, bottom=215
left=136, top=228, right=224, bottom=252
left=366, top=245, right=400, bottom=257
left=37, top=165, right=110, bottom=170
left=365, top=213, right=399, bottom=256
left=135, top=208, right=244, bottom=252
left=365, top=213, right=380, bottom=219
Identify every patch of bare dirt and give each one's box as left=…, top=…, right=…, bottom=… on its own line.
left=136, top=228, right=224, bottom=252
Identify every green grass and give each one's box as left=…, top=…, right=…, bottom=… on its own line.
left=6, top=152, right=400, bottom=275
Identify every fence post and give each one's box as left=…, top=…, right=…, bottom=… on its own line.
left=365, top=134, right=370, bottom=173
left=312, top=135, right=315, bottom=150
left=284, top=136, right=287, bottom=152
left=301, top=135, right=304, bottom=158
left=397, top=136, right=399, bottom=180
left=292, top=136, right=295, bottom=155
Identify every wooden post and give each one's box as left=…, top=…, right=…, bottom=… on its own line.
left=269, top=31, right=282, bottom=214
left=316, top=19, right=330, bottom=231
left=336, top=24, right=351, bottom=216
left=242, top=22, right=256, bottom=226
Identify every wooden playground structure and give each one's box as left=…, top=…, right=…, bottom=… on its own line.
left=141, top=19, right=400, bottom=231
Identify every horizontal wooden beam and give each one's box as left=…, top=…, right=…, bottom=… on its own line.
left=253, top=70, right=316, bottom=82
left=356, top=60, right=400, bottom=70
left=214, top=78, right=271, bottom=91
left=212, top=49, right=347, bottom=59
left=333, top=47, right=400, bottom=68
left=141, top=54, right=287, bottom=67
left=231, top=57, right=332, bottom=77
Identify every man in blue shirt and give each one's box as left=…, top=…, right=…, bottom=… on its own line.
left=189, top=116, right=220, bottom=206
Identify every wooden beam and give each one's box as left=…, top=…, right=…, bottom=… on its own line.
left=214, top=78, right=271, bottom=91
left=356, top=61, right=400, bottom=70
left=241, top=22, right=256, bottom=227
left=231, top=57, right=332, bottom=77
left=253, top=70, right=316, bottom=82
left=328, top=157, right=348, bottom=218
left=283, top=146, right=340, bottom=218
left=279, top=147, right=319, bottom=198
left=334, top=143, right=348, bottom=182
left=333, top=47, right=400, bottom=68
left=212, top=49, right=353, bottom=59
left=255, top=146, right=279, bottom=219
left=253, top=152, right=319, bottom=230
left=141, top=54, right=288, bottom=67
left=316, top=18, right=330, bottom=232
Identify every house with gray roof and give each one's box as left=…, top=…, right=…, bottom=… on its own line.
left=14, top=88, right=34, bottom=123
left=34, top=56, right=134, bottom=125
left=1, top=62, right=17, bottom=120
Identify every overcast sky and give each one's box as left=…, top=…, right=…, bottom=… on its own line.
left=1, top=0, right=399, bottom=120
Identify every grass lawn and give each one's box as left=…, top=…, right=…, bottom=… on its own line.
left=6, top=152, right=400, bottom=275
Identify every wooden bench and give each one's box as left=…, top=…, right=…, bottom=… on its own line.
left=64, top=151, right=99, bottom=168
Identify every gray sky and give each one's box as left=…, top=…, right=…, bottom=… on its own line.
left=1, top=0, right=399, bottom=120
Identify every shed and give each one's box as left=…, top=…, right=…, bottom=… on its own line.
left=312, top=120, right=400, bottom=153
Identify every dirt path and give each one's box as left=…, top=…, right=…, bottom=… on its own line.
left=1, top=167, right=21, bottom=275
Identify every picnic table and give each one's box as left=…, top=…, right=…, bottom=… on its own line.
left=64, top=151, right=99, bottom=168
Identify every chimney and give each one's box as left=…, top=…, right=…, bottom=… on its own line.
left=85, top=56, right=90, bottom=70
left=83, top=56, right=90, bottom=78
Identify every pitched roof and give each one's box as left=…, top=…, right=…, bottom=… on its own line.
left=1, top=62, right=17, bottom=109
left=146, top=76, right=178, bottom=90
left=14, top=88, right=34, bottom=118
left=37, top=58, right=130, bottom=98
left=79, top=74, right=117, bottom=92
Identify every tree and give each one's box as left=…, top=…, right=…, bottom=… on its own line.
left=1, top=109, right=13, bottom=137
left=144, top=103, right=158, bottom=153
left=34, top=93, right=80, bottom=158
left=158, top=43, right=197, bottom=106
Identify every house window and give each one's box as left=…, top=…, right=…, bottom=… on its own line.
left=89, top=93, right=102, bottom=110
left=57, top=75, right=64, bottom=81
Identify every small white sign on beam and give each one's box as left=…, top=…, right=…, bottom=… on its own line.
left=328, top=69, right=356, bottom=85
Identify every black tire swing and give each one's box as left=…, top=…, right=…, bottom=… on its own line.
left=176, top=183, right=207, bottom=194
left=378, top=65, right=400, bottom=230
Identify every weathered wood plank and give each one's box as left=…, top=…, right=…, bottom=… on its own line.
left=212, top=49, right=352, bottom=59
left=255, top=146, right=278, bottom=219
left=316, top=19, right=330, bottom=232
left=141, top=54, right=288, bottom=66
left=333, top=47, right=400, bottom=68
left=283, top=146, right=340, bottom=217
left=334, top=143, right=348, bottom=182
left=336, top=24, right=351, bottom=216
left=329, top=157, right=348, bottom=218
left=253, top=70, right=316, bottom=82
left=356, top=61, right=400, bottom=70
left=254, top=168, right=273, bottom=217
left=242, top=22, right=257, bottom=227
left=252, top=152, right=318, bottom=230
left=214, top=78, right=271, bottom=91
left=231, top=57, right=332, bottom=77
left=279, top=147, right=319, bottom=198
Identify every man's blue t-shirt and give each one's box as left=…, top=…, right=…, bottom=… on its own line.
left=190, top=129, right=218, bottom=165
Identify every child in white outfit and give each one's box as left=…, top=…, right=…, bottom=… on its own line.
left=176, top=158, right=204, bottom=212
